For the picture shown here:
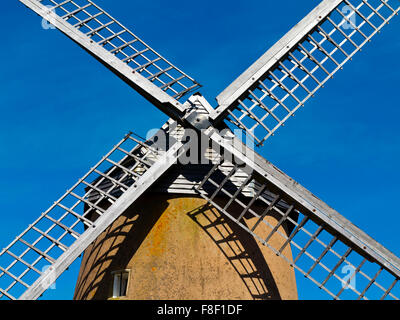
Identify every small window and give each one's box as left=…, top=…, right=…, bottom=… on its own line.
left=112, top=270, right=130, bottom=298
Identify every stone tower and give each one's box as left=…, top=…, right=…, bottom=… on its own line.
left=73, top=161, right=298, bottom=300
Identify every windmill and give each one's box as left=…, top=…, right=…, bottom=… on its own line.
left=0, top=0, right=399, bottom=300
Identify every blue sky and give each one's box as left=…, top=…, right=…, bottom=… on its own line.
left=0, top=0, right=399, bottom=300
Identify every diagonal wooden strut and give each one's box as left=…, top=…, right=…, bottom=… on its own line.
left=19, top=0, right=201, bottom=119
left=212, top=0, right=400, bottom=145
left=0, top=124, right=186, bottom=300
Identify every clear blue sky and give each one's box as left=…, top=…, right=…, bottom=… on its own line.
left=0, top=0, right=399, bottom=300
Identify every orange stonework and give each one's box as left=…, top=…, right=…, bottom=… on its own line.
left=74, top=194, right=298, bottom=300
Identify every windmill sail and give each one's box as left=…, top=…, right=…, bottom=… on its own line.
left=6, top=0, right=400, bottom=301
left=212, top=0, right=400, bottom=146
left=19, top=0, right=201, bottom=119
left=195, top=135, right=400, bottom=299
left=0, top=125, right=186, bottom=300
